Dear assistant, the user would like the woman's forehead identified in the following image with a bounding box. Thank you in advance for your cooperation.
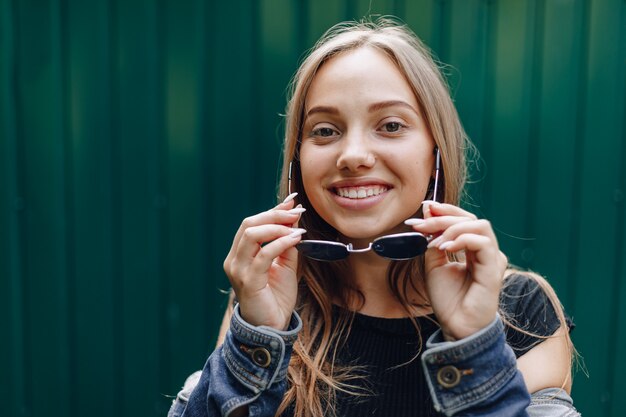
[305,47,418,114]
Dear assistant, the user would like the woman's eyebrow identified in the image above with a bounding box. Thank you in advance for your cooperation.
[368,100,419,115]
[306,106,340,117]
[305,101,419,118]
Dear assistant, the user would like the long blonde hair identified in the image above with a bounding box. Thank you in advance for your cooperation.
[261,18,574,417]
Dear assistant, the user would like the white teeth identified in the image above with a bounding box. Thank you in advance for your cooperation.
[335,185,388,199]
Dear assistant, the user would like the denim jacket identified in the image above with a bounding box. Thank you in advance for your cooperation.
[169,306,580,417]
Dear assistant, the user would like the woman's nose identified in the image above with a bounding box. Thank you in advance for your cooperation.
[335,131,376,171]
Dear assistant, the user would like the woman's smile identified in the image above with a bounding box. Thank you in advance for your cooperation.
[333,185,389,200]
[329,178,391,210]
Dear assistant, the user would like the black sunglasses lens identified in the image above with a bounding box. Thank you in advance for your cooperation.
[296,241,349,261]
[372,234,428,260]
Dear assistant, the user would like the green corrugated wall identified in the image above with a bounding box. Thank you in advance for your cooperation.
[1,0,624,416]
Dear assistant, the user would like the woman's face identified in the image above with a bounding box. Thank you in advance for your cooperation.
[299,46,435,245]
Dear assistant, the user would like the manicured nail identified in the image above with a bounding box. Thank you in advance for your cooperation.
[427,235,444,249]
[422,200,434,216]
[439,241,453,251]
[287,207,306,214]
[289,228,307,238]
[283,192,298,204]
[404,218,425,226]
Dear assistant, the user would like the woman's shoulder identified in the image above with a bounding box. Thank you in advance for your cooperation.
[499,270,570,318]
[499,270,574,357]
[499,270,558,320]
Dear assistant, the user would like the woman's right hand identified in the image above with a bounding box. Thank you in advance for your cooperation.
[223,193,305,331]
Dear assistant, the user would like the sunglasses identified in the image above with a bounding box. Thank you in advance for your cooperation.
[289,149,441,262]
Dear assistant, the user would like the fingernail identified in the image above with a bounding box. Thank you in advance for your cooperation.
[422,200,439,211]
[404,218,425,226]
[422,200,434,216]
[427,235,444,249]
[287,207,306,214]
[283,192,298,204]
[289,228,307,238]
[439,241,453,251]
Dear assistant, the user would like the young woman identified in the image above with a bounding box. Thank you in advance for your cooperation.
[169,19,579,417]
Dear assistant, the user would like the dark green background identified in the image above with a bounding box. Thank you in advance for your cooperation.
[1,0,624,416]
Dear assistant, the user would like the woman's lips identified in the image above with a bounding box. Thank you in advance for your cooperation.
[334,184,389,199]
[329,184,391,210]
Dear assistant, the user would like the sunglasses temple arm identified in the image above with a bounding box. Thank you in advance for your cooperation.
[433,149,441,203]
[288,161,293,195]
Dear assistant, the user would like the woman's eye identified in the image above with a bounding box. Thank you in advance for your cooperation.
[312,127,336,137]
[382,122,402,132]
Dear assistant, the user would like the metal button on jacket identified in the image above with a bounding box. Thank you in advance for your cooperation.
[437,365,462,388]
[250,347,272,368]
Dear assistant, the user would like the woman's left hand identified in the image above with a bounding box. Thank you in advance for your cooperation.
[406,202,508,341]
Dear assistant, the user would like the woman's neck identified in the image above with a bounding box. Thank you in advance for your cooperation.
[343,253,432,318]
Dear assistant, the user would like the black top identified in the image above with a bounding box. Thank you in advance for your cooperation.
[289,273,572,417]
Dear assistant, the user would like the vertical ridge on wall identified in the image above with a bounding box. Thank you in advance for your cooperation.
[523,0,544,271]
[393,0,405,17]
[532,0,585,309]
[514,0,536,268]
[157,0,170,400]
[109,0,123,414]
[256,0,286,204]
[115,0,162,414]
[343,0,356,20]
[158,0,173,410]
[609,2,626,410]
[435,0,451,63]
[356,0,399,21]
[478,0,499,212]
[66,0,119,415]
[446,0,490,142]
[306,0,343,57]
[163,0,215,411]
[200,0,224,357]
[566,0,590,316]
[444,0,490,210]
[404,0,438,48]
[608,4,626,415]
[53,0,72,408]
[59,0,76,415]
[572,0,624,414]
[196,0,213,347]
[476,0,497,213]
[17,0,72,412]
[259,0,300,205]
[0,0,26,415]
[487,0,533,263]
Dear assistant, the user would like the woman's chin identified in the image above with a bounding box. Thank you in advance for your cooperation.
[335,222,410,242]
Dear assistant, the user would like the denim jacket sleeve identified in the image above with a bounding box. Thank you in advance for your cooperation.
[168,304,302,417]
[420,315,581,416]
